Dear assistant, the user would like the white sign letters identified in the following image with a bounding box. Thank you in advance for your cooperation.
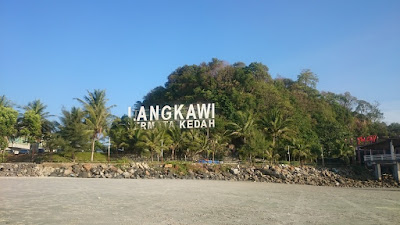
[128,103,215,130]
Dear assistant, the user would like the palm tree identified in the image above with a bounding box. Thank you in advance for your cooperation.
[182,129,209,160]
[75,89,115,161]
[21,100,54,158]
[335,141,354,164]
[168,125,184,160]
[228,111,255,145]
[138,130,158,161]
[122,116,143,154]
[247,129,270,163]
[110,115,144,155]
[227,111,259,162]
[23,99,55,135]
[209,132,229,161]
[292,139,311,166]
[24,99,51,119]
[59,107,90,160]
[109,118,128,154]
[139,123,171,161]
[260,108,294,162]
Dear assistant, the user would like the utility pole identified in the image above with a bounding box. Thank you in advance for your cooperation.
[108,137,111,163]
[321,146,325,167]
[161,139,164,162]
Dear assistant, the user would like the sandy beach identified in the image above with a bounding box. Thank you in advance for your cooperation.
[1,177,399,224]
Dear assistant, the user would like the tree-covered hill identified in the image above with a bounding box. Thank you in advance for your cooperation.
[131,58,391,162]
[1,59,399,163]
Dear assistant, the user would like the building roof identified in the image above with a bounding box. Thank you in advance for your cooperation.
[359,138,400,150]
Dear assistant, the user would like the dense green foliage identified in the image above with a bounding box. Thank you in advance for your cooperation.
[58,107,91,159]
[1,59,399,164]
[131,59,396,162]
[76,89,115,161]
[0,104,18,161]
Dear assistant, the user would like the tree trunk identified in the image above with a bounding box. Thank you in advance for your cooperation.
[263,150,266,166]
[72,151,76,163]
[272,136,276,148]
[1,137,7,162]
[31,142,38,163]
[91,139,95,162]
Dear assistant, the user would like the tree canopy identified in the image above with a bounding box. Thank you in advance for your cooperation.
[133,59,393,162]
[1,59,398,164]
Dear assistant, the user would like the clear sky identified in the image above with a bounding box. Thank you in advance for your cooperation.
[1,0,399,123]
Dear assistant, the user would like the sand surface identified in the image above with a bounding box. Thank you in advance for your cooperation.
[1,177,399,224]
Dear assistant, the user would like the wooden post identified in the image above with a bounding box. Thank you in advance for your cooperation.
[390,140,395,160]
[394,162,400,183]
[108,137,111,163]
[374,164,382,181]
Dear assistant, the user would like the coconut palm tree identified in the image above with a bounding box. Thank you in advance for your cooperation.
[260,108,294,162]
[59,107,91,160]
[209,132,229,161]
[123,116,143,154]
[167,125,184,160]
[180,129,209,160]
[291,139,311,166]
[23,99,54,134]
[138,123,171,161]
[24,99,51,118]
[20,100,54,159]
[335,141,354,164]
[227,111,259,161]
[228,111,255,145]
[109,118,128,154]
[75,89,115,161]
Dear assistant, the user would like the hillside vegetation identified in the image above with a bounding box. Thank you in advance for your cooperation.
[1,59,399,163]
[112,59,397,163]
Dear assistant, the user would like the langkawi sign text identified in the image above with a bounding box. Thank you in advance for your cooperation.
[128,103,215,130]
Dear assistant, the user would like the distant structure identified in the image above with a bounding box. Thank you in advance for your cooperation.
[7,137,31,150]
[357,138,400,183]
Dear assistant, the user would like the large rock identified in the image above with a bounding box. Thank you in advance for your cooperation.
[230,168,240,175]
[80,171,89,178]
[142,163,150,170]
[122,172,131,178]
[64,168,73,176]
[83,164,92,172]
[72,165,81,173]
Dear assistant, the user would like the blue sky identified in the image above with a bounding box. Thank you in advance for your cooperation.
[1,0,399,123]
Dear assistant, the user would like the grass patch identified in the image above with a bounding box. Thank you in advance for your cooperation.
[47,154,71,163]
[162,161,189,175]
[74,152,108,162]
[115,156,131,164]
[174,163,189,175]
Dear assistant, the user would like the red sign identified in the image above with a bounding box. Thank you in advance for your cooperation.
[357,135,377,145]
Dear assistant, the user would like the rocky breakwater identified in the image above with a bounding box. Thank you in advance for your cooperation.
[0,162,398,188]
